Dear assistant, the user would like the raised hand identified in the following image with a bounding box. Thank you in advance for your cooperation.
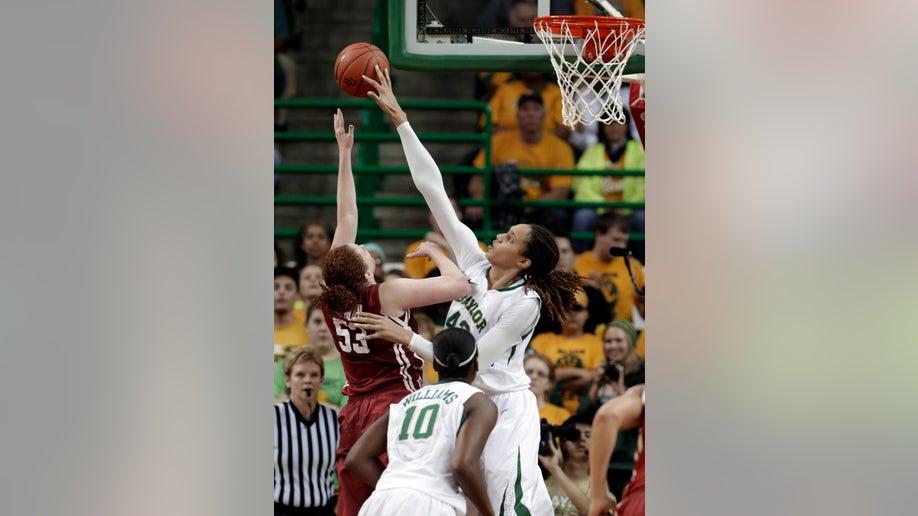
[405,240,446,261]
[363,66,408,126]
[536,434,563,475]
[333,108,354,152]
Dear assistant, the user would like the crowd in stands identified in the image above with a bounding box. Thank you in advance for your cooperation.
[274,204,646,514]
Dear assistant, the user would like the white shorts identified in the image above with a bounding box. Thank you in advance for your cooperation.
[479,389,553,516]
[358,487,461,516]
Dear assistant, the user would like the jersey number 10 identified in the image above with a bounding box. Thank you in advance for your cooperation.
[398,404,440,440]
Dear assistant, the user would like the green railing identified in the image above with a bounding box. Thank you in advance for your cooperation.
[274,98,645,245]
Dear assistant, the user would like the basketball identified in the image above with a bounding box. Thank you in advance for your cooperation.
[334,43,389,98]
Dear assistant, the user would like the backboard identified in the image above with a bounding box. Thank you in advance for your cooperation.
[388,0,645,74]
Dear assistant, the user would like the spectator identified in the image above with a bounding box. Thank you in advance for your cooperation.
[484,72,568,139]
[294,221,333,269]
[572,212,645,323]
[362,242,386,283]
[470,92,576,233]
[539,413,606,515]
[345,328,498,516]
[478,0,539,43]
[571,113,646,251]
[274,346,340,516]
[320,109,471,516]
[524,353,572,426]
[588,384,644,516]
[293,264,323,322]
[305,303,348,409]
[584,319,644,408]
[529,288,605,414]
[275,267,309,357]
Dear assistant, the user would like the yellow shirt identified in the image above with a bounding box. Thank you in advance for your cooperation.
[573,251,645,322]
[539,403,572,426]
[403,239,488,279]
[274,320,310,356]
[531,333,604,414]
[529,333,605,372]
[473,130,574,200]
[486,81,565,133]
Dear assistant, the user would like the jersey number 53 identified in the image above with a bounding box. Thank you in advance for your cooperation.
[332,317,370,354]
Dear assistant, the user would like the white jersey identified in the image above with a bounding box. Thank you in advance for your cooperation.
[398,121,553,515]
[374,381,483,513]
[445,256,541,395]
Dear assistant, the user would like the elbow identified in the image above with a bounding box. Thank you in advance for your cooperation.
[450,459,474,484]
[343,451,358,474]
[453,279,472,298]
[441,276,471,299]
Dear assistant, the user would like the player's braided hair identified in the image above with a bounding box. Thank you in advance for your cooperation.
[318,245,368,314]
[521,224,581,323]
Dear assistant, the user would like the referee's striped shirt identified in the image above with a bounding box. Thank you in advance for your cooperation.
[274,401,340,508]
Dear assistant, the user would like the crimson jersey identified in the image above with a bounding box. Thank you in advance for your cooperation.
[322,284,424,397]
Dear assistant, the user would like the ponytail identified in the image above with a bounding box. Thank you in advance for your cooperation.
[521,224,582,322]
[526,270,582,323]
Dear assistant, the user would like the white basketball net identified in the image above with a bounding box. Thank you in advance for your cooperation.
[535,17,645,128]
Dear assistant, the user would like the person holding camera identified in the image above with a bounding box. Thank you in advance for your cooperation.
[584,320,645,410]
[538,413,610,516]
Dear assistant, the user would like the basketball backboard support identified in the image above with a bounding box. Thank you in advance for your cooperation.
[388,0,645,74]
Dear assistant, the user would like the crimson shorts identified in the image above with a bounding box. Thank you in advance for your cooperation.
[335,385,410,516]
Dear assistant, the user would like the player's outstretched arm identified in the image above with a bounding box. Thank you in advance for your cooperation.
[344,411,390,488]
[451,393,498,516]
[377,241,470,316]
[351,312,434,362]
[365,67,482,267]
[588,384,644,516]
[331,108,357,249]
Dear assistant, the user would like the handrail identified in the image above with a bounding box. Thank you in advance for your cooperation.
[274,98,645,246]
[272,226,644,243]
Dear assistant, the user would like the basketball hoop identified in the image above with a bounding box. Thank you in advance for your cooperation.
[534,16,645,128]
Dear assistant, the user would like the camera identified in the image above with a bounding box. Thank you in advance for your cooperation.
[600,362,620,383]
[538,421,581,456]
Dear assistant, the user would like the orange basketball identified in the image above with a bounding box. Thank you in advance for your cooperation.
[334,42,389,98]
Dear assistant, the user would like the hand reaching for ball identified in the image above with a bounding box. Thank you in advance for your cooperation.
[363,66,408,127]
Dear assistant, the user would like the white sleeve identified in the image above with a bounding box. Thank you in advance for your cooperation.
[474,297,541,367]
[408,333,434,362]
[396,122,485,269]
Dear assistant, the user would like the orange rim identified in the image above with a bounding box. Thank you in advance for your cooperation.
[534,15,645,38]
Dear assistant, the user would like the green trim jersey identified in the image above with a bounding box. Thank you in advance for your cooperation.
[373,381,484,513]
[444,257,541,396]
[397,120,553,515]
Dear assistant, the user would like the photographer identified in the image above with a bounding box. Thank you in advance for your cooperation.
[538,413,610,516]
[584,320,645,411]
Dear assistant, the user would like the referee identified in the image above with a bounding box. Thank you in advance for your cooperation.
[274,346,340,515]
